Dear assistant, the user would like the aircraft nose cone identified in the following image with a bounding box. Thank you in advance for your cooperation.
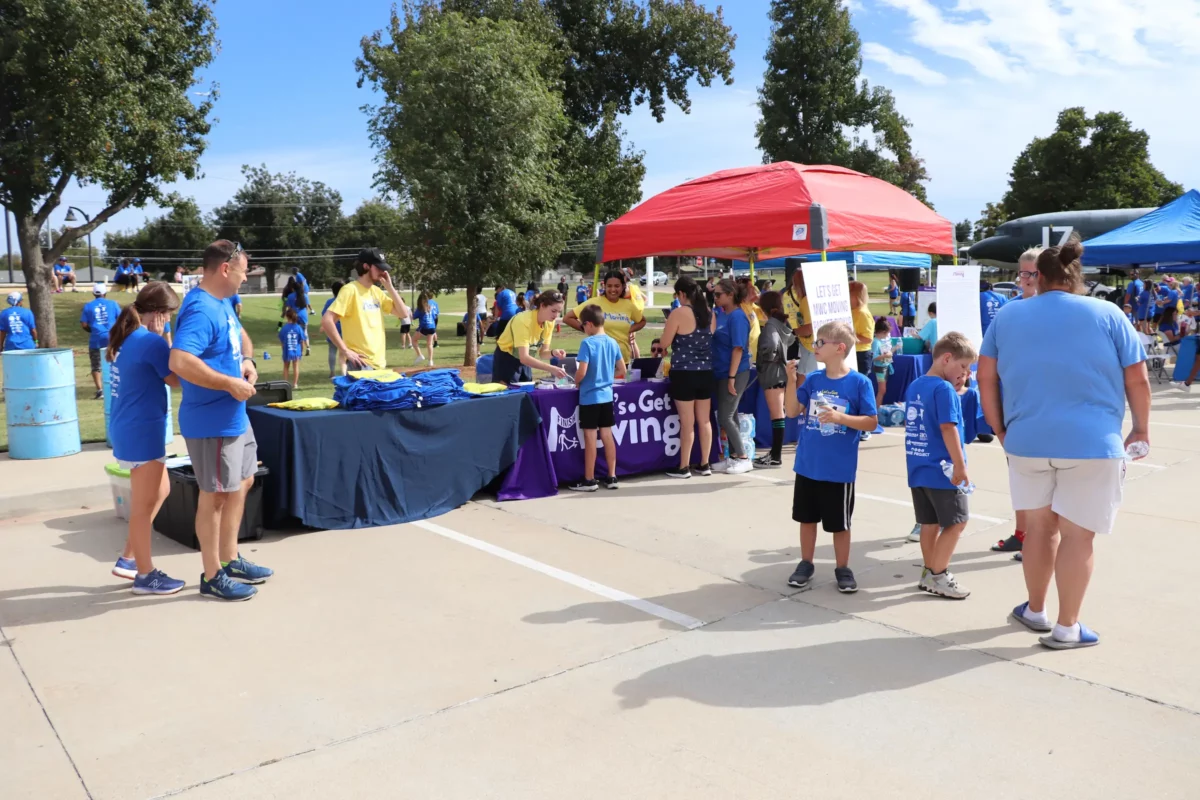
[968,236,1013,261]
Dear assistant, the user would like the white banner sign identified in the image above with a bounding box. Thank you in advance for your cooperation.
[936,263,982,352]
[801,260,857,372]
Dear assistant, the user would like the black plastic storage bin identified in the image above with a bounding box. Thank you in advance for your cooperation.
[153,465,269,550]
[246,380,293,408]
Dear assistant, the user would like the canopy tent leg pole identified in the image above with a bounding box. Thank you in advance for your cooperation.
[749,251,756,285]
[821,251,827,261]
[645,256,654,308]
[593,262,601,298]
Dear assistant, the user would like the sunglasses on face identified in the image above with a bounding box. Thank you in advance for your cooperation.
[651,347,664,355]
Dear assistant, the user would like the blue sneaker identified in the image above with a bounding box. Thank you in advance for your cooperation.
[112,557,138,580]
[199,570,257,601]
[224,555,273,585]
[131,569,186,596]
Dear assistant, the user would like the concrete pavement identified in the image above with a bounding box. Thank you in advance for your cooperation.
[2,384,1199,799]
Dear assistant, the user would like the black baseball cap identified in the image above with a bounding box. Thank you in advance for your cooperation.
[357,247,391,272]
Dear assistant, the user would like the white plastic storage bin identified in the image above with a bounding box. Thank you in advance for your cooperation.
[104,463,132,521]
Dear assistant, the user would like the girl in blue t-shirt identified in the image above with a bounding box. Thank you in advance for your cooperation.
[279,307,305,387]
[415,291,440,366]
[105,281,186,596]
[1158,305,1183,346]
[283,283,311,357]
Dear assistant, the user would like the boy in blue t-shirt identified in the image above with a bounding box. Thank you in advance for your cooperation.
[279,307,305,387]
[905,331,978,600]
[568,304,627,493]
[575,280,589,306]
[900,291,916,327]
[81,284,122,399]
[1,292,37,351]
[784,320,878,593]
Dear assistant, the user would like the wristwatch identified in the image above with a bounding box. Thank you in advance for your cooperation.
[242,357,256,370]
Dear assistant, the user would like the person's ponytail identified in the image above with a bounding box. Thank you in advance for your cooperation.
[1036,237,1085,294]
[105,305,142,364]
[106,281,181,363]
[673,276,710,328]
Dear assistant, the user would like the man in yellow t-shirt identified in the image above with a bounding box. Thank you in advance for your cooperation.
[321,248,411,371]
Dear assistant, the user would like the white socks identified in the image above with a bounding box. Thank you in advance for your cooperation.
[1052,622,1081,642]
[1023,605,1050,626]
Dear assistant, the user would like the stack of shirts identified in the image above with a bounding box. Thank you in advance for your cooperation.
[332,369,467,411]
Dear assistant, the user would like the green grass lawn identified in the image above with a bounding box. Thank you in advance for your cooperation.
[0,272,902,450]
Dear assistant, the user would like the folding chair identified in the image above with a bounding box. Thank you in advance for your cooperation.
[1139,332,1169,383]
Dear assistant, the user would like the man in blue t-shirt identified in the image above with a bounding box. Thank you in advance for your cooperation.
[900,291,916,327]
[81,283,121,399]
[1125,270,1144,309]
[784,321,878,594]
[905,332,978,600]
[978,281,1007,336]
[0,292,37,351]
[170,239,271,601]
[575,280,589,307]
[53,256,78,292]
[568,304,627,492]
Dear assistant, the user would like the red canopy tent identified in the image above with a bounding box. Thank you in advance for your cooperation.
[596,162,955,268]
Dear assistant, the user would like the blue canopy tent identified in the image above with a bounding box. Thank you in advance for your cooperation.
[733,250,931,277]
[1082,190,1200,267]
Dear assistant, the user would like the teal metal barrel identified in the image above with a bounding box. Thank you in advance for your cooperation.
[101,356,173,448]
[2,348,83,459]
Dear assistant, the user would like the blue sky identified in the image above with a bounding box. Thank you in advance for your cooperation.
[31,0,1200,249]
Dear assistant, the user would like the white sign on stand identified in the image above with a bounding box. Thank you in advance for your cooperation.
[915,287,937,330]
[935,262,982,352]
[800,260,857,372]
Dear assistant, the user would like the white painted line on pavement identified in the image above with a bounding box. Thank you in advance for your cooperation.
[971,438,1167,469]
[1150,421,1200,429]
[856,493,1009,525]
[411,520,706,630]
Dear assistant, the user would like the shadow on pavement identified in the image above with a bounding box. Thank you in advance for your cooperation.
[0,583,203,627]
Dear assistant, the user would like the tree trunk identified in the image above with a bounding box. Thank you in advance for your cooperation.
[17,216,57,347]
[463,283,478,367]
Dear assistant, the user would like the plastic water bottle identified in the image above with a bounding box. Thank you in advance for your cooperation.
[1124,441,1150,460]
[940,460,975,494]
[816,397,838,437]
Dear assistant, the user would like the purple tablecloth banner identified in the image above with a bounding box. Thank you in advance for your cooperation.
[499,381,721,500]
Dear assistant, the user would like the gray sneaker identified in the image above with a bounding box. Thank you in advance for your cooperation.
[907,524,922,543]
[834,566,858,593]
[787,560,815,590]
[926,571,970,599]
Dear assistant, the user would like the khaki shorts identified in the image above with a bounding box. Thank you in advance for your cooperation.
[1007,455,1126,535]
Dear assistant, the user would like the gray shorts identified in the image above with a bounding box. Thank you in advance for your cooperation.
[89,348,102,374]
[911,486,969,527]
[184,429,258,494]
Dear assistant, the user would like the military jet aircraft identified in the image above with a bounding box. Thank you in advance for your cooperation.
[968,208,1155,266]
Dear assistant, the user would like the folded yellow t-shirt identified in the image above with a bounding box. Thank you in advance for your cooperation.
[347,369,403,383]
[461,382,510,395]
[268,397,340,411]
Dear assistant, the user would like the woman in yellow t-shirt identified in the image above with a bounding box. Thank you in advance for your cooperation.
[849,280,875,375]
[493,290,567,384]
[736,276,764,358]
[781,269,816,384]
[565,270,646,362]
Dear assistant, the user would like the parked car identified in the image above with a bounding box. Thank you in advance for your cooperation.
[638,271,669,286]
[992,281,1019,299]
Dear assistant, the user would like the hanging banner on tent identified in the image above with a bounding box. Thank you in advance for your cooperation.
[936,263,982,351]
[801,260,857,372]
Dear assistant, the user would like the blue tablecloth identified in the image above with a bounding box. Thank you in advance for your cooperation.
[879,353,931,404]
[1172,335,1198,381]
[247,393,540,530]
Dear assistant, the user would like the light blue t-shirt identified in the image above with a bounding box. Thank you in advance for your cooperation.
[577,333,621,405]
[173,288,248,439]
[81,297,121,349]
[279,322,304,361]
[793,370,877,484]
[918,318,938,351]
[981,292,1145,459]
[712,306,750,376]
[904,375,964,490]
[1184,284,1195,303]
[870,337,894,374]
[109,328,171,462]
[979,290,1007,335]
[575,285,589,304]
[497,289,519,321]
[0,307,36,350]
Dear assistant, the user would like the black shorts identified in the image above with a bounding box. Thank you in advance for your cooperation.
[792,474,855,533]
[114,273,132,286]
[418,326,437,336]
[669,369,713,402]
[492,347,531,384]
[579,401,615,430]
[911,486,969,528]
[400,323,411,333]
[902,315,915,328]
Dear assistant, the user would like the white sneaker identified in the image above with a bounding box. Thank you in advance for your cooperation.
[711,460,730,473]
[926,571,970,599]
[415,354,426,363]
[726,458,753,475]
[907,524,922,542]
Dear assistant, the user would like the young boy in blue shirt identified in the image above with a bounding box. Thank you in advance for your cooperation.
[905,331,978,599]
[568,304,627,493]
[784,321,878,593]
[279,306,305,387]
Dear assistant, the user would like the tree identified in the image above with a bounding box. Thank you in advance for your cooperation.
[358,9,583,366]
[0,0,216,345]
[337,200,424,288]
[1001,107,1183,219]
[103,195,215,276]
[211,166,345,291]
[954,220,973,245]
[974,202,1007,241]
[755,0,929,202]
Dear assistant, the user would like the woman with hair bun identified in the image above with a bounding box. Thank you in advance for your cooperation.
[106,281,186,595]
[978,239,1150,650]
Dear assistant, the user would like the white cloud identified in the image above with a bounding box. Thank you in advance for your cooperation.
[861,42,948,85]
